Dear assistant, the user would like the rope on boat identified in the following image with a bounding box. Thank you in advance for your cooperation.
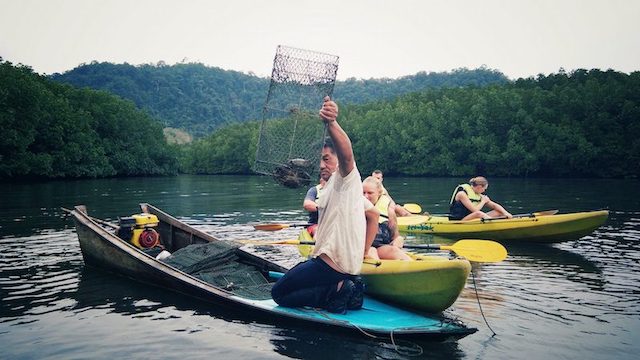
[310,308,423,356]
[350,325,423,357]
[389,330,423,357]
[471,268,497,336]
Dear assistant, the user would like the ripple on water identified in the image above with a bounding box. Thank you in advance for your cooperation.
[2,202,640,359]
[0,229,84,325]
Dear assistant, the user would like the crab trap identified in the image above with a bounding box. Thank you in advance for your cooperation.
[253,45,339,188]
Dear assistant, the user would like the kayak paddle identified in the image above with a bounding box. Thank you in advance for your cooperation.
[402,203,423,214]
[243,239,507,263]
[253,223,312,231]
[482,209,559,222]
[526,209,558,216]
[401,239,507,263]
[255,213,428,231]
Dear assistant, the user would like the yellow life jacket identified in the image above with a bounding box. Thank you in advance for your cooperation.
[374,194,392,224]
[449,183,481,204]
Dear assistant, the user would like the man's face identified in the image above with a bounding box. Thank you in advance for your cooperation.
[319,147,338,181]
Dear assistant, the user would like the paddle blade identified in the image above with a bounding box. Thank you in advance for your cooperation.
[397,215,431,226]
[253,223,291,231]
[533,210,559,216]
[442,239,507,263]
[403,203,423,214]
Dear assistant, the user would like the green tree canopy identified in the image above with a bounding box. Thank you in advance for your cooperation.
[52,62,508,137]
[0,58,178,179]
[181,69,640,179]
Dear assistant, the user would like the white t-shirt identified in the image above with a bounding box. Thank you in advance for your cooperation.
[312,165,373,275]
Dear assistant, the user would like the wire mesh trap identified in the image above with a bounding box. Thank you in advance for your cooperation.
[253,45,339,188]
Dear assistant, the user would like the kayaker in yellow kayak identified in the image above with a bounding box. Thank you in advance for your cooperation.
[371,170,390,197]
[363,176,412,261]
[271,97,380,314]
[449,176,513,221]
[371,169,412,217]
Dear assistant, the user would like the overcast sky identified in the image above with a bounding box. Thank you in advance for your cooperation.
[1,0,639,80]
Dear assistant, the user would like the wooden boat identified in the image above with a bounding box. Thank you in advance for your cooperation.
[68,203,476,340]
[297,230,471,313]
[397,210,609,243]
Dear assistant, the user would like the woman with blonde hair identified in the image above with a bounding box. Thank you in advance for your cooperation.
[449,176,512,221]
[362,176,411,260]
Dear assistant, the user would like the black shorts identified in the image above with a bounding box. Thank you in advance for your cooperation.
[449,201,470,220]
[372,223,393,248]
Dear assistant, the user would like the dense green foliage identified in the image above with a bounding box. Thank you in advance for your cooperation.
[51,62,508,137]
[4,56,638,179]
[0,59,179,179]
[336,66,509,104]
[182,69,640,178]
[345,69,640,178]
[179,121,259,174]
[51,62,268,137]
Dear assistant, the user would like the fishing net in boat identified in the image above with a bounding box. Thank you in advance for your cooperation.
[162,241,274,300]
[253,45,339,188]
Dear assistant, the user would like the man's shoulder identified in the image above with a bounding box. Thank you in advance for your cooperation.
[342,164,361,182]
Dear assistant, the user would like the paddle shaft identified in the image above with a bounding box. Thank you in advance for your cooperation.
[253,223,312,231]
[295,239,507,262]
[402,243,452,250]
[297,241,449,250]
[482,209,559,221]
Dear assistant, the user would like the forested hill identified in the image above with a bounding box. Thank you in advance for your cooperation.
[3,56,638,180]
[51,62,508,136]
[50,62,268,137]
[181,69,640,179]
[0,59,179,180]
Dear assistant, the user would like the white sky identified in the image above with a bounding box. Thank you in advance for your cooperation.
[1,0,639,80]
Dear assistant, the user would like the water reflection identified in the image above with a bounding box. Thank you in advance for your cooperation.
[0,229,83,323]
[506,244,604,287]
[407,231,605,289]
[2,176,640,359]
[269,326,465,360]
[73,268,465,359]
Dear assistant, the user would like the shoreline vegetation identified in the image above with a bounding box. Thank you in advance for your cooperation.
[1,59,638,180]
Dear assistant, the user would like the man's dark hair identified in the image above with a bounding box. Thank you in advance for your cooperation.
[322,137,335,153]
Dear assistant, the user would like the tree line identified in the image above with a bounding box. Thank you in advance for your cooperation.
[180,69,640,178]
[51,62,508,137]
[0,58,179,179]
[2,57,638,180]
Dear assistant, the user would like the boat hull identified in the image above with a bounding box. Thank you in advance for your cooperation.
[397,210,609,243]
[69,204,476,340]
[298,230,471,312]
[361,254,471,313]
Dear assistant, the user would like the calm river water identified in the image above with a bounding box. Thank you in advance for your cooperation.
[1,175,639,359]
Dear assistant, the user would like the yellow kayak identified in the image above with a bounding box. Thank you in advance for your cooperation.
[397,210,609,243]
[297,230,471,313]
